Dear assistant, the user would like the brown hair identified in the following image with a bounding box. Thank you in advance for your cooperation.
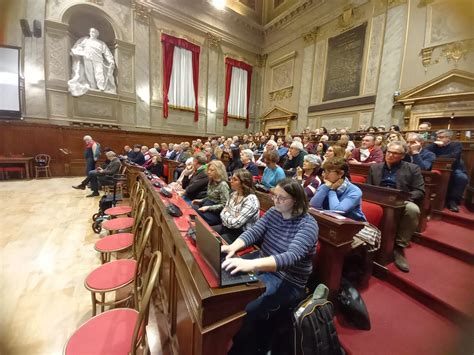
[322,157,347,174]
[263,150,280,164]
[330,145,345,159]
[233,169,255,197]
[276,178,309,217]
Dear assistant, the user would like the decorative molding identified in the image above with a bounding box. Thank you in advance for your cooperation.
[387,0,407,9]
[420,39,474,69]
[302,26,319,44]
[256,54,268,67]
[133,2,151,24]
[338,8,354,29]
[264,0,323,34]
[269,50,297,68]
[207,32,221,48]
[417,0,435,6]
[87,0,104,5]
[269,87,293,102]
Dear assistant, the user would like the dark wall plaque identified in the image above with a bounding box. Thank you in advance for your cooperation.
[323,23,367,102]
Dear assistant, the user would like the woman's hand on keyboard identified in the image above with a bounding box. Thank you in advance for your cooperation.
[222,258,256,275]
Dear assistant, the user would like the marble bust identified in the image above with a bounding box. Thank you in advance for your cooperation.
[68,28,117,96]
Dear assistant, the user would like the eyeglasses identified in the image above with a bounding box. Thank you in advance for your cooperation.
[271,194,292,203]
[386,151,404,156]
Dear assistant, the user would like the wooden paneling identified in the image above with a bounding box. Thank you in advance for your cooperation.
[0,121,206,176]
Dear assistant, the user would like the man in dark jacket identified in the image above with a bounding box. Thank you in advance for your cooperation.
[182,153,209,201]
[405,133,436,171]
[73,151,122,197]
[128,144,145,165]
[367,141,425,273]
[283,141,307,170]
[425,129,468,212]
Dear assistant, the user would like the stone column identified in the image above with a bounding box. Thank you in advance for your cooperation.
[206,33,220,135]
[297,28,318,133]
[373,1,408,128]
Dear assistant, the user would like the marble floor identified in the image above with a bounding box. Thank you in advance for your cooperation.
[0,178,169,355]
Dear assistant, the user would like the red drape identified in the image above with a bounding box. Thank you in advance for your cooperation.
[161,34,200,120]
[223,57,252,128]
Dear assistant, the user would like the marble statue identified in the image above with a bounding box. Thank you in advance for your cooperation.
[68,28,117,96]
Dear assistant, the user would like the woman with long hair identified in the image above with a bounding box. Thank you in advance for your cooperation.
[192,160,230,225]
[227,146,243,176]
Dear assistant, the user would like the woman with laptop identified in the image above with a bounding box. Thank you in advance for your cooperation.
[222,179,318,355]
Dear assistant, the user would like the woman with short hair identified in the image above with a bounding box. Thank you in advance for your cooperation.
[261,150,286,189]
[223,178,318,355]
[192,160,231,225]
[295,154,322,199]
[241,149,259,177]
[214,169,260,243]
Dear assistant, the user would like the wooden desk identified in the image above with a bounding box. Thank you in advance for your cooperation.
[0,156,34,179]
[355,183,409,266]
[163,159,180,183]
[432,158,454,211]
[255,191,363,299]
[140,174,264,355]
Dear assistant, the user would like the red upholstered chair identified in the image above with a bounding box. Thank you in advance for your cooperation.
[64,251,162,355]
[85,216,153,316]
[95,199,147,264]
[361,200,383,227]
[163,163,169,182]
[101,193,145,234]
[351,174,367,184]
[105,180,144,219]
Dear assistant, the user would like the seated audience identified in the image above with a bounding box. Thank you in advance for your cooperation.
[160,143,168,157]
[241,149,259,177]
[294,154,322,199]
[147,154,164,177]
[389,125,401,132]
[349,134,384,164]
[405,133,436,171]
[204,146,217,162]
[315,141,328,157]
[418,121,436,141]
[387,131,406,144]
[192,160,230,225]
[375,134,387,153]
[165,143,174,158]
[323,145,346,162]
[123,145,133,159]
[303,135,315,154]
[277,138,289,159]
[338,134,356,152]
[222,179,318,355]
[128,144,145,165]
[367,141,425,272]
[367,126,377,133]
[425,129,468,212]
[169,157,193,193]
[72,151,121,197]
[310,158,366,222]
[181,153,209,201]
[262,150,286,190]
[227,146,243,175]
[214,169,260,243]
[283,141,307,170]
[143,148,159,169]
[247,136,257,151]
[256,140,278,167]
[377,125,386,132]
[141,145,151,164]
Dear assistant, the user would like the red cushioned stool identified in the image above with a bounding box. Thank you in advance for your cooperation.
[104,181,144,217]
[65,251,162,355]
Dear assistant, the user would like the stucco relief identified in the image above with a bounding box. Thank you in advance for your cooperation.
[46,33,67,81]
[118,52,134,93]
[271,60,294,91]
[48,92,68,117]
[75,98,114,119]
[359,111,373,130]
[364,14,385,95]
[321,116,353,130]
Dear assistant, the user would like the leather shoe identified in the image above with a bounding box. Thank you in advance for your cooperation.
[86,192,100,197]
[72,185,85,190]
[447,201,459,213]
[393,247,410,273]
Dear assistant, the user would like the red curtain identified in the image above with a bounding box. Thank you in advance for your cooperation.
[223,57,253,128]
[161,34,200,120]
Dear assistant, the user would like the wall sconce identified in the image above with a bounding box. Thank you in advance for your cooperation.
[19,19,42,38]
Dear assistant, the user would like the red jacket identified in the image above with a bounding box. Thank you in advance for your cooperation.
[350,146,383,163]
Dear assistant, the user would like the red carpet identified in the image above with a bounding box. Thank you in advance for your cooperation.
[387,243,474,320]
[335,278,462,355]
[419,220,474,258]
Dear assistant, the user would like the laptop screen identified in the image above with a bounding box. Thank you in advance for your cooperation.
[195,217,221,279]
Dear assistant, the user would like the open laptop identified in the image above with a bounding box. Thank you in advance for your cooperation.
[195,217,258,287]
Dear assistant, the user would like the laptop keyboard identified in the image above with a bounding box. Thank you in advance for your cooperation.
[220,254,256,283]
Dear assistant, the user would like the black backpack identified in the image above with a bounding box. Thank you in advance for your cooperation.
[293,292,345,355]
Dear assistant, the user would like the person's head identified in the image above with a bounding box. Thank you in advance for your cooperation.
[174,144,182,152]
[89,28,99,39]
[361,135,376,149]
[387,131,403,143]
[230,146,241,160]
[263,150,280,166]
[168,143,174,151]
[303,154,322,173]
[390,125,400,132]
[320,127,328,134]
[367,126,377,133]
[161,142,168,150]
[83,135,93,144]
[105,151,117,160]
[339,134,349,145]
[124,145,131,152]
[377,125,386,132]
[204,147,213,160]
[207,160,227,182]
[324,145,345,160]
[232,135,239,143]
[148,148,158,157]
[375,135,384,146]
[141,145,149,154]
[153,143,160,150]
[385,141,407,166]
[193,152,207,170]
[293,136,302,143]
[320,135,329,143]
[133,144,142,152]
[321,158,347,183]
[418,122,432,131]
[277,137,284,147]
[435,129,453,145]
[240,149,254,164]
[273,179,309,217]
[265,140,278,151]
[406,133,425,147]
[243,134,248,141]
[289,141,304,157]
[231,169,255,196]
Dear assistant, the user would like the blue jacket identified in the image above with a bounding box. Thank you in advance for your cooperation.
[425,141,465,171]
[310,178,367,222]
[404,149,436,171]
[262,165,286,189]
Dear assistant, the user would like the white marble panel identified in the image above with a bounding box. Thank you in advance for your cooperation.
[321,116,353,131]
[310,40,327,105]
[206,47,219,134]
[117,50,135,94]
[373,4,408,128]
[73,96,115,121]
[48,91,68,118]
[150,20,162,103]
[297,43,315,132]
[359,111,373,130]
[135,20,150,128]
[46,31,68,82]
[363,13,385,95]
[120,103,136,126]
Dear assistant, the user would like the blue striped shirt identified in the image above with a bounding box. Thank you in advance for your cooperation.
[239,207,318,289]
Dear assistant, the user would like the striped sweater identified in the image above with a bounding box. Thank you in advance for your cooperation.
[239,208,318,289]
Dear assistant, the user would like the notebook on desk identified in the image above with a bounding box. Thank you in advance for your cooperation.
[195,217,258,287]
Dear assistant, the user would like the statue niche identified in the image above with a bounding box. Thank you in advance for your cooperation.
[68,27,117,97]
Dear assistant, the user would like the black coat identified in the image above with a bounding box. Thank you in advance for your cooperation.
[183,168,209,200]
